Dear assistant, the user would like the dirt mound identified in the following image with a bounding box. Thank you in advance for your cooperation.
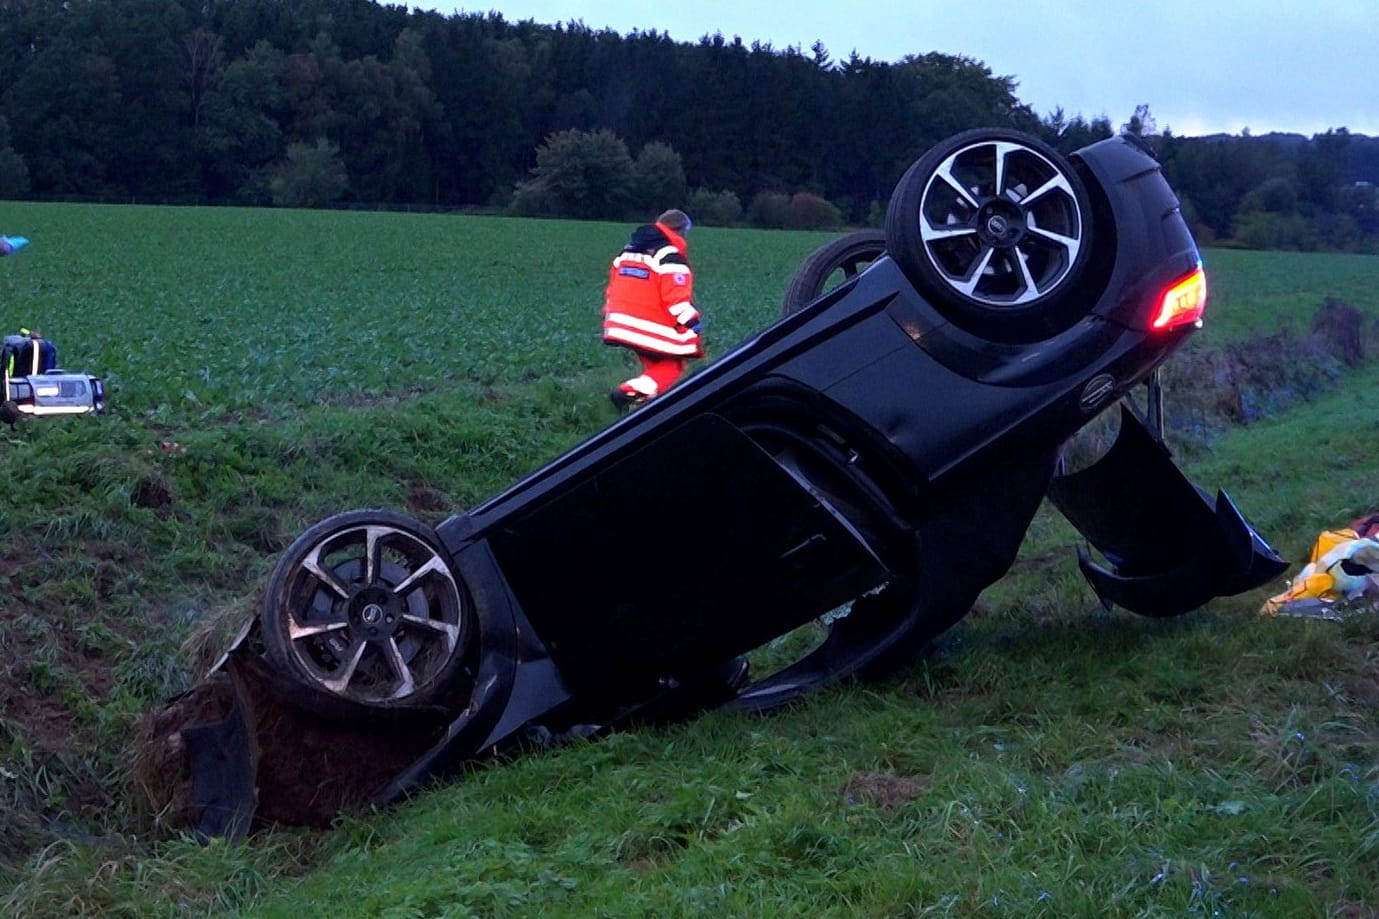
[134,653,448,835]
[133,675,239,833]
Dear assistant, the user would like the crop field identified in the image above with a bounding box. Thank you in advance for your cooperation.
[0,202,831,418]
[2,202,1379,917]
[6,202,1372,418]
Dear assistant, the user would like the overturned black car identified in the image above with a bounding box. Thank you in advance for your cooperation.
[152,129,1286,838]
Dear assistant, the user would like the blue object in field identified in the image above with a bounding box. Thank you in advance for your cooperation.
[1,235,30,255]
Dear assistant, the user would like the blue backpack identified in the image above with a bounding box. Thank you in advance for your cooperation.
[3,333,58,377]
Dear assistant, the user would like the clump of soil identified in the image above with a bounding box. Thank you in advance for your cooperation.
[131,474,174,510]
[843,771,931,809]
[133,651,449,834]
[234,657,446,828]
[133,675,239,832]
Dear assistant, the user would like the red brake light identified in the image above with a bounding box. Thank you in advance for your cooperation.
[1151,266,1207,331]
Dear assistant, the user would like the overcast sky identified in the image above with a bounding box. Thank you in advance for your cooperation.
[422,0,1377,138]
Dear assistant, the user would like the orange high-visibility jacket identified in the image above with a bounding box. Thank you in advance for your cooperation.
[602,221,702,357]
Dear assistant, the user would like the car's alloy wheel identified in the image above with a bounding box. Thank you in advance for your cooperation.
[780,229,888,317]
[886,129,1094,339]
[260,509,474,714]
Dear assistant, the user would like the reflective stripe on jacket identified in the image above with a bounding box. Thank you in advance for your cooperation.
[602,221,701,357]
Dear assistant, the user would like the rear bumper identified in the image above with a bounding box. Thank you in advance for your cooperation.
[1047,406,1287,616]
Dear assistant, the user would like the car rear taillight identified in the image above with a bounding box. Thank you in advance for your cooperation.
[1150,266,1207,331]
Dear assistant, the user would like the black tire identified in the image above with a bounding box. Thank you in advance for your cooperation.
[259,509,476,719]
[780,229,888,318]
[885,128,1094,341]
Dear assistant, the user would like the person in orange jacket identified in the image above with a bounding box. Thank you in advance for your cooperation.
[602,209,704,410]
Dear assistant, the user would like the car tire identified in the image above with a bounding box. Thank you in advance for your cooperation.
[259,509,476,720]
[780,229,888,318]
[885,128,1095,341]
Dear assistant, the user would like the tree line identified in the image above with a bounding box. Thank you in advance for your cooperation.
[0,0,1375,250]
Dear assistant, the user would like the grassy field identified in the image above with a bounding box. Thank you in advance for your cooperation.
[1,203,1378,917]
[0,202,822,416]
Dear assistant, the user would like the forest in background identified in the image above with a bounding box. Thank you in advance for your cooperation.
[1,0,1376,250]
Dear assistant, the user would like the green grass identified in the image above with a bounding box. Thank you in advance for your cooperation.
[2,203,1378,917]
[1201,248,1379,340]
[0,202,825,418]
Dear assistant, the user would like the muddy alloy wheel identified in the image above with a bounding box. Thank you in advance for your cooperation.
[885,128,1094,339]
[780,229,888,318]
[260,509,473,715]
